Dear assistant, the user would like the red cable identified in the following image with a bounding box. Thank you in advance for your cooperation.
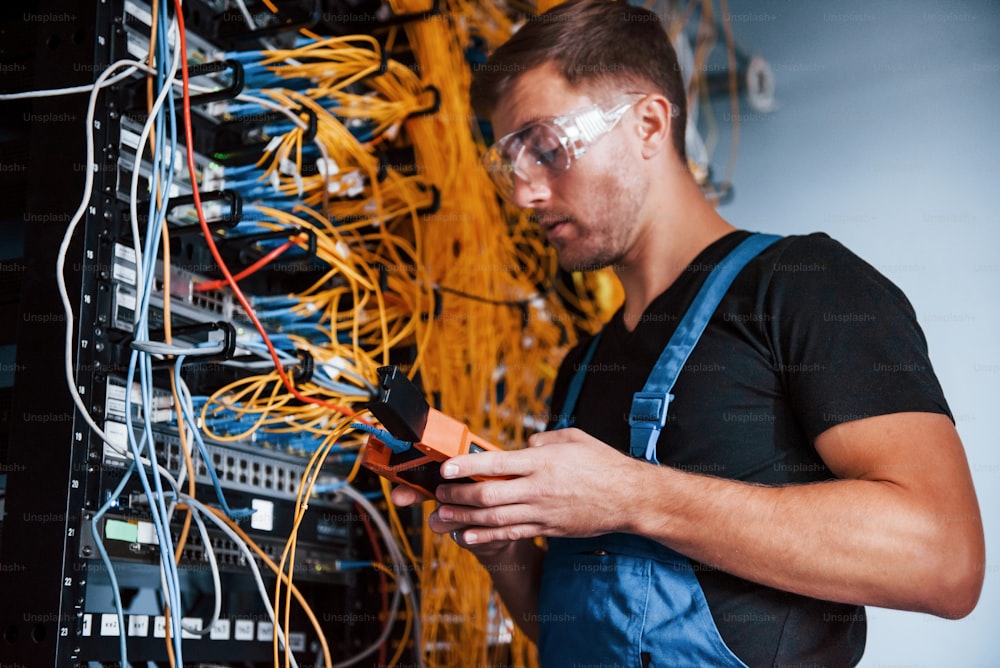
[194,235,302,292]
[173,0,356,417]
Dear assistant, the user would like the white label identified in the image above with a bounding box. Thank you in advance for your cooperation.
[106,383,127,401]
[181,617,202,639]
[288,631,306,651]
[106,399,127,418]
[136,520,158,545]
[81,614,93,637]
[124,0,152,28]
[128,615,149,637]
[115,288,137,312]
[119,126,142,151]
[103,421,129,457]
[234,619,254,641]
[153,615,167,638]
[114,243,137,263]
[113,263,137,286]
[257,621,273,642]
[100,613,120,636]
[209,618,231,640]
[250,499,274,532]
[126,33,148,60]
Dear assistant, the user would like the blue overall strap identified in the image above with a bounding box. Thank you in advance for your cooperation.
[629,233,782,462]
[552,333,602,430]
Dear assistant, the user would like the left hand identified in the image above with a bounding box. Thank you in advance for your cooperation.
[432,428,644,546]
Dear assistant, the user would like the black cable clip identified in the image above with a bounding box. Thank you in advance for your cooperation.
[297,105,319,143]
[409,85,441,119]
[142,320,239,366]
[228,0,322,42]
[187,60,245,106]
[416,183,441,216]
[163,189,243,231]
[293,349,315,384]
[221,226,318,265]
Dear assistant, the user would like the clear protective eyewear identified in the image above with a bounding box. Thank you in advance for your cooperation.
[483,93,644,203]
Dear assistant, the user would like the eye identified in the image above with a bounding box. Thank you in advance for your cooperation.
[523,126,564,170]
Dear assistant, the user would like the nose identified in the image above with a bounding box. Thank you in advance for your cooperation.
[511,175,551,209]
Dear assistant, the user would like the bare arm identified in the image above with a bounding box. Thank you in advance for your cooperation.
[434,412,985,618]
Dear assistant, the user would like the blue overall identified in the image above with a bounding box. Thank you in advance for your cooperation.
[537,233,781,667]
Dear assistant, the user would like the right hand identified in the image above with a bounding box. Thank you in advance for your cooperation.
[389,482,516,561]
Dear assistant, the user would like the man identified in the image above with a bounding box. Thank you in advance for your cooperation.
[392,0,984,665]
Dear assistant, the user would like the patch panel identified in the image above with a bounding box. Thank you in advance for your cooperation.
[111,245,238,333]
[2,0,423,664]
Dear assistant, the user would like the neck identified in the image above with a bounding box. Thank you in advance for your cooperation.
[615,170,736,331]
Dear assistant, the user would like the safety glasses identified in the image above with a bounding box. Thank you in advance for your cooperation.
[482,94,644,202]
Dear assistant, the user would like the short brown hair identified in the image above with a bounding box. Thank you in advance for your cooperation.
[470,0,687,162]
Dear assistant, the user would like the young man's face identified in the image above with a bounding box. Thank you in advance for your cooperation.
[489,62,649,273]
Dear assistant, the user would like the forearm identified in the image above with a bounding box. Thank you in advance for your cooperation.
[471,538,546,642]
[434,416,984,620]
[627,464,982,617]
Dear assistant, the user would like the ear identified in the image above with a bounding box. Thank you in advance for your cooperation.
[633,95,674,160]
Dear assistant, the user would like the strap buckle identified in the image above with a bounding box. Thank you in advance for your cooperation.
[628,391,673,462]
[628,391,673,429]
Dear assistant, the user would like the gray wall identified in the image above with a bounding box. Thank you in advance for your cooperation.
[707,1,999,664]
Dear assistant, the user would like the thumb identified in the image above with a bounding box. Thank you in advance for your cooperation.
[390,483,428,507]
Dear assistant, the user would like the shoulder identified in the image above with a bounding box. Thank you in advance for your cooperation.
[749,232,914,315]
[756,232,882,277]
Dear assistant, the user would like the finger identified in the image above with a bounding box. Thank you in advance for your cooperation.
[435,500,539,532]
[454,523,545,546]
[436,475,536,508]
[440,448,538,480]
[390,483,427,507]
[428,506,470,534]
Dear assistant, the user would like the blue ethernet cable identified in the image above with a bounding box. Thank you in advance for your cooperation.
[349,422,413,454]
[90,459,140,668]
[173,355,255,521]
[116,13,186,657]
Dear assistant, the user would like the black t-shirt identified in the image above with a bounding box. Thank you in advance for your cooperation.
[548,230,952,667]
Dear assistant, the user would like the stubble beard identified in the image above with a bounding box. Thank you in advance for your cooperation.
[555,173,643,274]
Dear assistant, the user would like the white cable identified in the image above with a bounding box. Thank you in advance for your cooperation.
[179,79,309,131]
[180,494,300,668]
[230,0,299,62]
[333,483,423,668]
[128,17,182,315]
[236,90,310,130]
[0,66,144,99]
[231,0,256,26]
[131,340,228,357]
[166,503,223,636]
[56,57,152,451]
